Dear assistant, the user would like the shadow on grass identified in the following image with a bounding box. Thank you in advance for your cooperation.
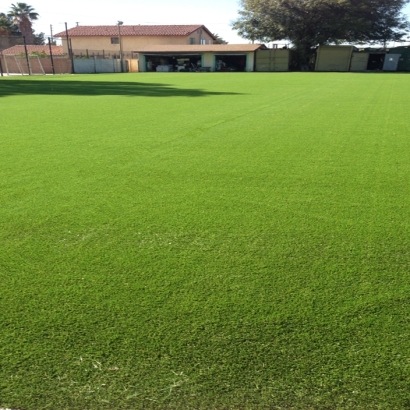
[0,78,244,98]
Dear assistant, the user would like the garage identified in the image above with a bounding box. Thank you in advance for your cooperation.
[214,54,247,71]
[144,54,203,72]
[367,53,385,70]
[133,44,266,72]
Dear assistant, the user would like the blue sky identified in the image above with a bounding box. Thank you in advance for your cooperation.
[2,0,410,46]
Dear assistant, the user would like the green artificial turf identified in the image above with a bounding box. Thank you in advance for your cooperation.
[1,72,410,409]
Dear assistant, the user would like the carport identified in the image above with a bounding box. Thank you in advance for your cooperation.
[144,53,202,72]
[133,44,267,72]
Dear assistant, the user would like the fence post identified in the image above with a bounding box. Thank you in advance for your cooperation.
[69,39,75,74]
[0,55,3,76]
[65,22,75,74]
[118,23,124,73]
[3,55,10,75]
[23,36,31,75]
[48,37,55,75]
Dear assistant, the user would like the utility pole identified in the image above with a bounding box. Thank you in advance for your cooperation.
[23,36,31,75]
[118,21,124,73]
[48,37,55,74]
[50,24,53,44]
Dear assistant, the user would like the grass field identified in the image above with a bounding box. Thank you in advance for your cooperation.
[1,72,410,409]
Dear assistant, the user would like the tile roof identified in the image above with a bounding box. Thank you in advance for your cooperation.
[54,25,215,39]
[1,45,65,55]
[132,44,267,53]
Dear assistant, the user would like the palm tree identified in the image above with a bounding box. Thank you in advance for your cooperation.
[8,3,39,44]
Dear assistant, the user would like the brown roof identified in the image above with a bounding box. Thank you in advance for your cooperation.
[54,25,216,39]
[133,44,267,53]
[1,45,65,55]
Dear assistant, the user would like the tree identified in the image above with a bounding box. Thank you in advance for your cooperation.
[8,2,39,44]
[213,33,228,44]
[33,30,44,44]
[232,0,410,64]
[0,12,16,35]
[352,0,410,47]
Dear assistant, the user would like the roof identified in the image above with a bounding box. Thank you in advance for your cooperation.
[132,44,267,53]
[1,45,65,55]
[54,25,216,39]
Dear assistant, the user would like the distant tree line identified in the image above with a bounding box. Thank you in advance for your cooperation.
[0,2,44,44]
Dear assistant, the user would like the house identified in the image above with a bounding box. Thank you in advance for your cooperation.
[54,25,217,56]
[53,25,271,73]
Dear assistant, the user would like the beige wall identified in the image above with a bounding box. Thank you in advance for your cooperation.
[202,52,214,68]
[62,28,215,53]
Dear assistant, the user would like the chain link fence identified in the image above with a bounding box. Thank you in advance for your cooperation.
[1,53,72,75]
[0,34,139,75]
[0,34,72,75]
[71,49,138,60]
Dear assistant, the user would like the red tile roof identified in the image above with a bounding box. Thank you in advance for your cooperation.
[54,25,216,39]
[1,45,65,55]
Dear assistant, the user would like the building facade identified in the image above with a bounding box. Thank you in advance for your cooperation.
[55,25,216,55]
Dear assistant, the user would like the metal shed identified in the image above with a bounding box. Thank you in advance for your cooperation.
[350,52,369,71]
[388,46,410,71]
[255,49,294,71]
[315,45,354,71]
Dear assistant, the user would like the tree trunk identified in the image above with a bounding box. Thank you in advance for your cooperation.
[19,17,34,44]
[293,42,316,71]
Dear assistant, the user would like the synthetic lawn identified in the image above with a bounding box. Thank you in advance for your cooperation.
[1,72,410,409]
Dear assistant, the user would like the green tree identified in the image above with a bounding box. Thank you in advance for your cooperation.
[33,30,44,45]
[0,12,15,34]
[8,2,39,44]
[232,0,409,65]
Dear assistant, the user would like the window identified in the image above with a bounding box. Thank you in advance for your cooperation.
[111,37,119,44]
[200,39,206,45]
[189,37,195,45]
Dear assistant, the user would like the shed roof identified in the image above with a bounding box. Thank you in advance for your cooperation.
[133,44,266,53]
[1,45,64,55]
[54,25,216,39]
